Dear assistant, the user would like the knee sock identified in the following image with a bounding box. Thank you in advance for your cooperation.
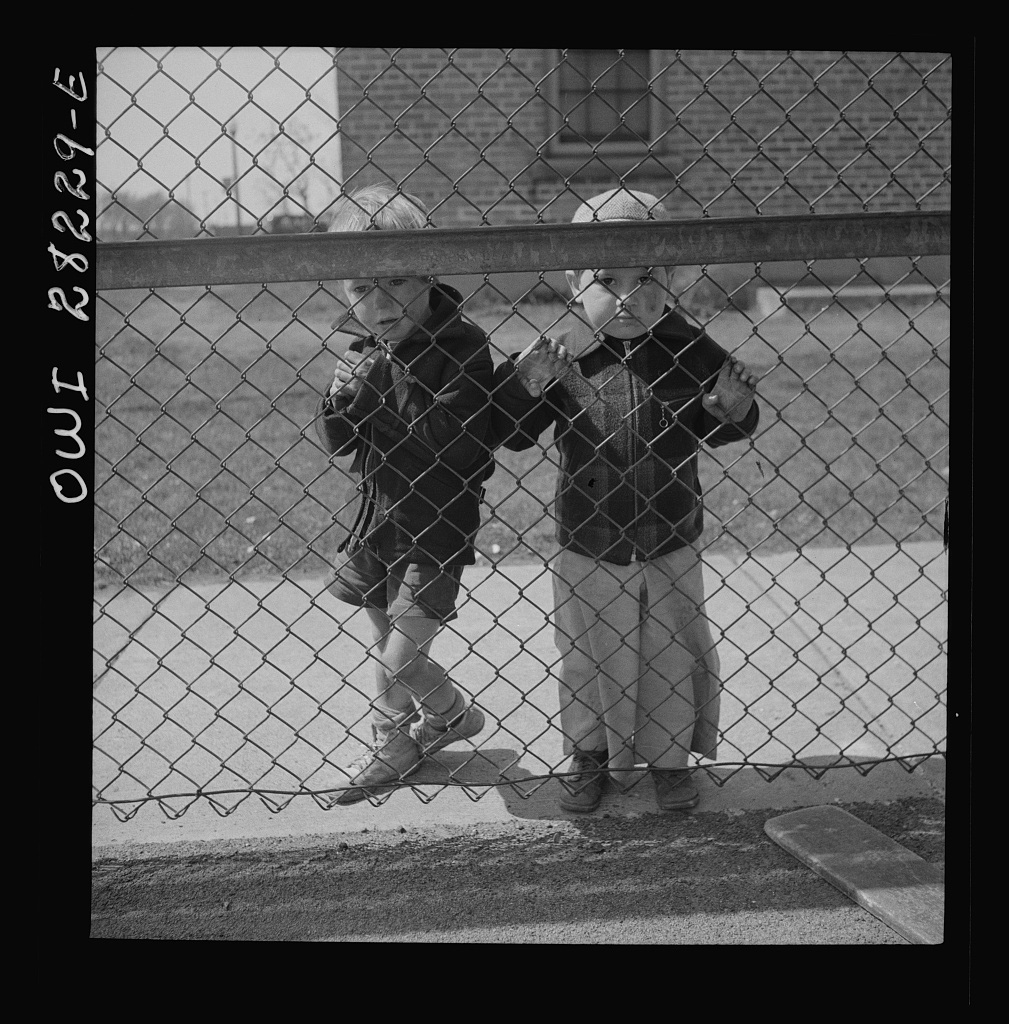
[422,689,466,729]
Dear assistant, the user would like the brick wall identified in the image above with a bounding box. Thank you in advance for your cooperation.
[334,49,951,227]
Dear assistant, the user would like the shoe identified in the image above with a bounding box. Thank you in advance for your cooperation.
[329,718,423,806]
[558,749,609,813]
[653,768,700,811]
[411,703,485,756]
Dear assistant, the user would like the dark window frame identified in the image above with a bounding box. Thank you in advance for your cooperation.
[547,49,660,154]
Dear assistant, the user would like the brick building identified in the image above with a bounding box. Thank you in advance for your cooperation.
[331,49,952,227]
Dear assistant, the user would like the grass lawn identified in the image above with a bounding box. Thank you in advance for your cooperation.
[95,283,949,588]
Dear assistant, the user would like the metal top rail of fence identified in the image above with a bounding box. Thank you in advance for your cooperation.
[97,211,950,288]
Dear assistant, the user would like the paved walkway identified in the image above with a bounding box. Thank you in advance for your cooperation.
[93,541,947,847]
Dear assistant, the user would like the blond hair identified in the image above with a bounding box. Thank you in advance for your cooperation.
[328,184,429,232]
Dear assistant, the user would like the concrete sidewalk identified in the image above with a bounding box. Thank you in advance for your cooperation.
[93,541,947,848]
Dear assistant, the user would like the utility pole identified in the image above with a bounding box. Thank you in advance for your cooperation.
[332,51,343,188]
[229,122,241,232]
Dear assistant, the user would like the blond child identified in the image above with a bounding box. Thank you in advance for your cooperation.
[316,184,493,804]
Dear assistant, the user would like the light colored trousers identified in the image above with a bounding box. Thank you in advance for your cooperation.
[552,546,722,778]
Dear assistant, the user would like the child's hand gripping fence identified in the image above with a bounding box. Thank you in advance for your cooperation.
[92,49,951,819]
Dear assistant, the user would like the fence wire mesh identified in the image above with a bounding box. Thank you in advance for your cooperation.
[92,48,950,819]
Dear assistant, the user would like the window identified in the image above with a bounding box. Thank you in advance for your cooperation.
[556,50,654,146]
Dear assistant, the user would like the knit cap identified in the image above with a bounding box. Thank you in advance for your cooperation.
[571,188,669,223]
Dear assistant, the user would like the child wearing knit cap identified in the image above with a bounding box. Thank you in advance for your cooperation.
[491,187,760,813]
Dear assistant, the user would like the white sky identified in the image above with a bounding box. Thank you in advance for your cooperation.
[97,46,344,227]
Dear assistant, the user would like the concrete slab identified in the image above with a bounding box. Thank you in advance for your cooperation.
[93,541,947,847]
[765,804,944,944]
[708,542,947,764]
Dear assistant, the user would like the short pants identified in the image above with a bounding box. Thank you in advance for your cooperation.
[328,544,464,623]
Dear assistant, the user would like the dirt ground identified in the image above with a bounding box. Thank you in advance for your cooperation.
[91,796,945,943]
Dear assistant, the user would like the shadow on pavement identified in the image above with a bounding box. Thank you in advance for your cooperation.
[398,747,585,818]
[399,748,537,788]
[402,748,638,819]
[381,752,947,824]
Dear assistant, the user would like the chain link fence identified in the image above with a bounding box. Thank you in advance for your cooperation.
[93,48,950,819]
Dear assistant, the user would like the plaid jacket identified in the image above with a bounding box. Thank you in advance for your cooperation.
[316,284,494,566]
[491,307,759,564]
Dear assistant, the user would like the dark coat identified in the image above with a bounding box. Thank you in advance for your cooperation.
[491,307,759,564]
[316,284,494,566]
